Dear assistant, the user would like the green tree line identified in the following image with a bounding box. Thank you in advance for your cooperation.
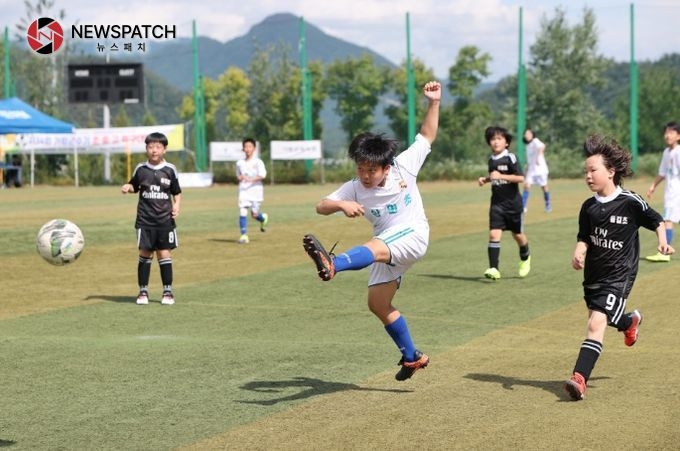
[2,4,679,185]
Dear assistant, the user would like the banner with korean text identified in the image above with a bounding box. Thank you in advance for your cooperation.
[5,124,184,153]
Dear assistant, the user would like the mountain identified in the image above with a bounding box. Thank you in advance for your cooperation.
[143,13,397,92]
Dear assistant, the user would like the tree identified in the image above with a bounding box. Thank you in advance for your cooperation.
[324,54,388,143]
[384,58,436,147]
[448,46,491,99]
[178,67,249,142]
[141,110,157,126]
[217,67,250,140]
[614,55,680,154]
[441,46,494,162]
[247,43,307,153]
[525,7,610,152]
[113,105,130,127]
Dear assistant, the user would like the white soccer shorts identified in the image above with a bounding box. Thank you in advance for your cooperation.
[368,222,429,286]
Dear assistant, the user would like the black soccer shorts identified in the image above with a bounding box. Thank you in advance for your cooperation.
[137,227,178,251]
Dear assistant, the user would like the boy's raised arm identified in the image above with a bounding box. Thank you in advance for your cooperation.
[419,81,441,144]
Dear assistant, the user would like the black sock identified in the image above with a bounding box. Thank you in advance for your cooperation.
[138,256,152,290]
[519,243,530,261]
[159,257,173,289]
[573,339,602,381]
[488,241,500,268]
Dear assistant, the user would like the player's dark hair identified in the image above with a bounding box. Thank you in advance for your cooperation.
[664,121,680,135]
[583,134,633,186]
[523,127,535,144]
[242,137,256,147]
[145,132,168,147]
[348,132,399,168]
[485,126,513,146]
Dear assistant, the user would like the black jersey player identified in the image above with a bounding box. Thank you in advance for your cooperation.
[478,126,531,280]
[121,132,182,305]
[564,135,674,401]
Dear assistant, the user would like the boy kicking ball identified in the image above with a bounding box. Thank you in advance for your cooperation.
[303,81,441,381]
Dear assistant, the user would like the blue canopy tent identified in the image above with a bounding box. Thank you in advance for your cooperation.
[0,97,74,134]
[0,97,75,186]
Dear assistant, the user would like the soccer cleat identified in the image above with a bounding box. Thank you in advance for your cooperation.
[645,252,670,262]
[623,310,642,346]
[545,205,552,213]
[395,350,430,381]
[136,291,149,305]
[238,234,250,244]
[302,234,336,281]
[161,291,175,305]
[518,256,531,278]
[260,213,269,232]
[564,372,587,401]
[484,267,501,280]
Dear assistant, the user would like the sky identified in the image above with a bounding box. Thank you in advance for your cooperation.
[2,0,679,82]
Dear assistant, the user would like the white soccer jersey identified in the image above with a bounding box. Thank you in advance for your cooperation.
[236,157,267,203]
[326,134,430,236]
[658,145,680,222]
[525,137,548,178]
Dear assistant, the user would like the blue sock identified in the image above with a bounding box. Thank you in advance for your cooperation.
[544,191,551,207]
[333,245,374,272]
[384,316,417,361]
[255,213,265,222]
[522,190,529,208]
[666,228,673,246]
[239,216,247,234]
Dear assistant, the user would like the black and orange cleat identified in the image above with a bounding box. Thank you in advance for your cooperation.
[395,350,430,381]
[302,234,336,281]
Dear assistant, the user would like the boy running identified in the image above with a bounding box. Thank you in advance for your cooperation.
[478,126,531,280]
[565,135,673,400]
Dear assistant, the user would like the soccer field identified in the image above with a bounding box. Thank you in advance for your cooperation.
[2,179,679,450]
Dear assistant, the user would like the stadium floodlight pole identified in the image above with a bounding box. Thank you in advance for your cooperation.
[4,27,10,99]
[299,17,313,180]
[406,13,416,144]
[629,3,638,172]
[516,7,527,167]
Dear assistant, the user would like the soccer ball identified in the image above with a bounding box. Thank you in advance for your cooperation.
[36,219,85,266]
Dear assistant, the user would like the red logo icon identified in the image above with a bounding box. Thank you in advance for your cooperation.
[26,17,64,54]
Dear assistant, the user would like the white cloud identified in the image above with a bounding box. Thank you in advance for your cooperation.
[1,0,678,81]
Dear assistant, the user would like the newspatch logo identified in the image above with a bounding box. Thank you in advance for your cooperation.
[26,17,64,54]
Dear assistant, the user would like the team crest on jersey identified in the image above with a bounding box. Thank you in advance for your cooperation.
[371,209,381,217]
[610,215,628,224]
[160,177,170,186]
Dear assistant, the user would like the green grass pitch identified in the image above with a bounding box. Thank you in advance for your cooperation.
[1,179,679,449]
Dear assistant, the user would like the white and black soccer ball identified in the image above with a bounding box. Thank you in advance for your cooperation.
[36,219,85,266]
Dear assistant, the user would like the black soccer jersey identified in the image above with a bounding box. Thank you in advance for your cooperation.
[487,150,523,208]
[128,161,182,228]
[577,188,663,291]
